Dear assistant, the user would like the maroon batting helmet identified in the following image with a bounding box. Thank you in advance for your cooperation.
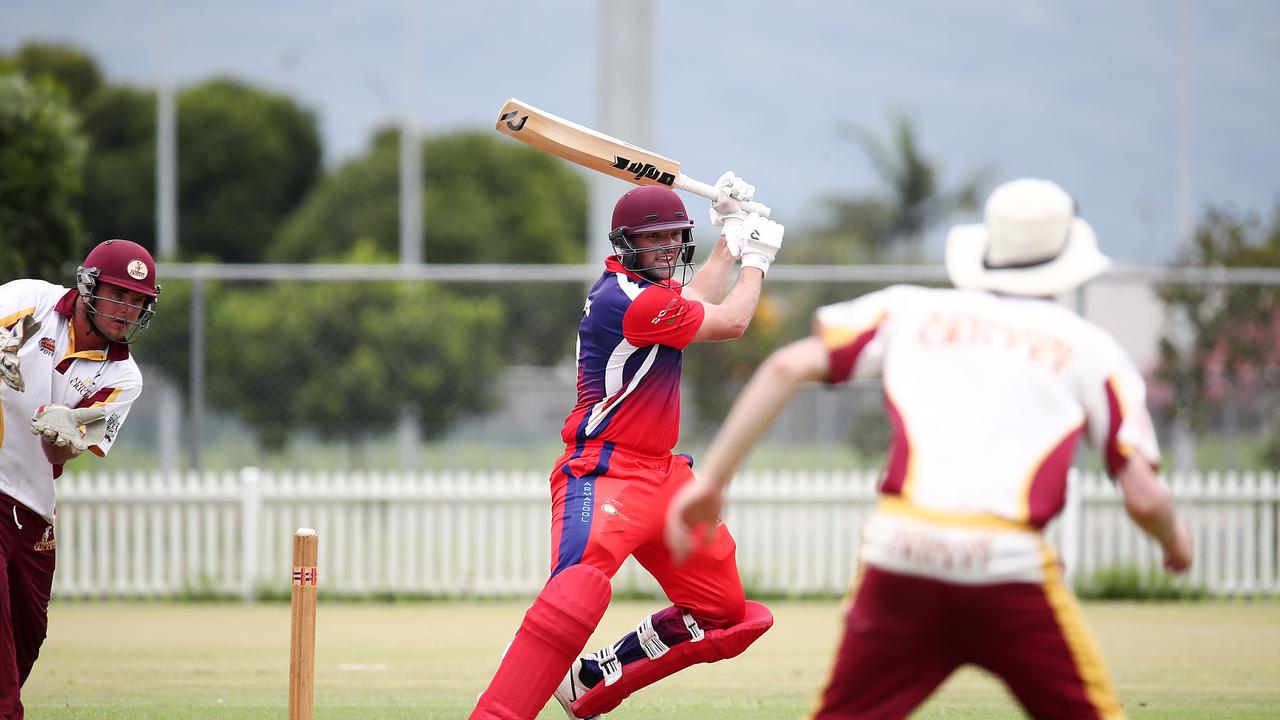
[76,239,161,343]
[607,186,696,282]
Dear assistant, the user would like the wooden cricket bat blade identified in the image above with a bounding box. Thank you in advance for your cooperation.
[494,98,770,217]
[495,98,683,188]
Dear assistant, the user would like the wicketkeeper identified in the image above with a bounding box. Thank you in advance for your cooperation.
[0,239,159,717]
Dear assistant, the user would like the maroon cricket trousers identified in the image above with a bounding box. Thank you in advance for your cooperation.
[811,565,1124,720]
[0,494,56,720]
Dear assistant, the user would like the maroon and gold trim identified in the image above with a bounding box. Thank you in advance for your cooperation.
[879,390,914,498]
[876,495,1037,533]
[76,387,121,410]
[55,288,130,363]
[54,288,77,317]
[1020,423,1085,527]
[804,558,868,720]
[0,307,36,331]
[820,313,884,385]
[1102,377,1132,476]
[1038,546,1125,719]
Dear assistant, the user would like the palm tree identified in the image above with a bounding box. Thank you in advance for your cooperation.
[825,111,987,261]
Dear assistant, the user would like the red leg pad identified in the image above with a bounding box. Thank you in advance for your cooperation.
[571,600,774,717]
[470,565,612,720]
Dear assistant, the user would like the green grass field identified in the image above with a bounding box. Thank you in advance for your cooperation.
[25,599,1280,719]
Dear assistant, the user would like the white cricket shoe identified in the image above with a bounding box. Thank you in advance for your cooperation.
[553,658,602,719]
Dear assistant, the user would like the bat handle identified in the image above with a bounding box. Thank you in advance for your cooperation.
[673,174,772,218]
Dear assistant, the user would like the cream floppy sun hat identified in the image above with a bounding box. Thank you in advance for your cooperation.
[945,178,1112,296]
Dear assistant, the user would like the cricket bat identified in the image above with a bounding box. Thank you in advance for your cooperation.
[495,98,770,216]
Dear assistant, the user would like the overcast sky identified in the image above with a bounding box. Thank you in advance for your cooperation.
[5,0,1278,263]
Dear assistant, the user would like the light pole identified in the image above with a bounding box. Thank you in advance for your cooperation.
[590,0,654,263]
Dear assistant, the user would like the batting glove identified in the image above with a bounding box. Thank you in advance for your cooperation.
[30,404,109,455]
[739,214,785,276]
[709,171,758,258]
[0,316,40,393]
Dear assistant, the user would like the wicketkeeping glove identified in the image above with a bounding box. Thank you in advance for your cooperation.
[30,404,109,455]
[0,315,41,392]
[739,213,785,276]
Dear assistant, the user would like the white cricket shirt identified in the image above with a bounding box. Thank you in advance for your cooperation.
[0,279,143,522]
[816,285,1160,584]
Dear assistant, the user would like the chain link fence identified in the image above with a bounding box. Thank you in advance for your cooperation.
[103,264,1280,474]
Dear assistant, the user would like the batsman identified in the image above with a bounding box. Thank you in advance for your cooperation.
[470,174,784,719]
[0,239,160,718]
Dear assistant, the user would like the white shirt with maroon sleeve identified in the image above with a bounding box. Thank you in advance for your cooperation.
[0,279,143,523]
[815,285,1159,584]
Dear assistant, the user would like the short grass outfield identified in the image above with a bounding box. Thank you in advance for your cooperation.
[25,599,1280,719]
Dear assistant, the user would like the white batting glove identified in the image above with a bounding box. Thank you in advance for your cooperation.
[739,213,785,276]
[709,171,756,224]
[30,404,109,455]
[0,316,40,392]
[717,171,755,204]
[709,171,758,258]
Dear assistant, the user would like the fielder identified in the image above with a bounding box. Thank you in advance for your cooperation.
[0,239,159,718]
[668,179,1194,720]
[470,175,783,720]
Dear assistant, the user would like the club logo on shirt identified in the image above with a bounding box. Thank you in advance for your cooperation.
[651,297,683,326]
[599,497,629,521]
[39,337,55,356]
[34,525,55,552]
[69,375,95,398]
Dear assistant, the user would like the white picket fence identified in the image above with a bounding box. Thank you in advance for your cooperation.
[50,468,1280,600]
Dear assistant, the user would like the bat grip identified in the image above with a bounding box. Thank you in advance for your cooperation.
[674,174,772,218]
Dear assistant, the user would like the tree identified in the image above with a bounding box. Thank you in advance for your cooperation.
[0,42,156,256]
[0,73,87,279]
[274,128,589,365]
[78,85,157,251]
[1,42,103,109]
[270,128,400,263]
[0,42,157,259]
[1155,202,1280,464]
[135,243,507,453]
[272,128,586,264]
[803,112,986,263]
[177,78,321,262]
[8,47,322,263]
[697,114,985,454]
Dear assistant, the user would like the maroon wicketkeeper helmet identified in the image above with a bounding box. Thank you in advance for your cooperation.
[75,239,161,343]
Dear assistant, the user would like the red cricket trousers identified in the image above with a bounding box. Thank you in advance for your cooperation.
[547,441,746,628]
